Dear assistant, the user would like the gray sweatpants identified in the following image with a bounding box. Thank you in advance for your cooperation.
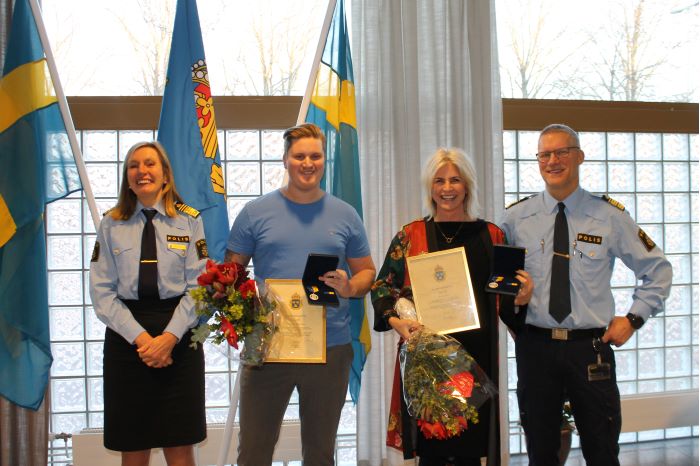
[236,343,353,466]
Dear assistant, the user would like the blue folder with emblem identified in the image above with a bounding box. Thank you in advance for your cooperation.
[486,245,526,295]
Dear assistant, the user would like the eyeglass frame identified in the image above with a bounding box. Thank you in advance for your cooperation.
[535,146,580,163]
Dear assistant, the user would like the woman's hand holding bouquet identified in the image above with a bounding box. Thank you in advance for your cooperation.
[395,298,497,440]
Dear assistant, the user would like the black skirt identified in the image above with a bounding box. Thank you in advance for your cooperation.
[103,296,206,451]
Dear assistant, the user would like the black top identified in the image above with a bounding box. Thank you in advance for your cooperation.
[417,219,495,460]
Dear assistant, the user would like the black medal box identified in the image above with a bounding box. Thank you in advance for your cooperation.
[302,253,340,306]
[485,245,526,296]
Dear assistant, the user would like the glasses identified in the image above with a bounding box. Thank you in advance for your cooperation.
[535,146,579,163]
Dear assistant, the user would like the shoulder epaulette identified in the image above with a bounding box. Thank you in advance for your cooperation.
[506,194,536,209]
[176,202,200,218]
[601,195,625,211]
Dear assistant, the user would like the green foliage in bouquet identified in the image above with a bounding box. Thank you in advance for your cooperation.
[402,329,495,440]
[189,260,276,365]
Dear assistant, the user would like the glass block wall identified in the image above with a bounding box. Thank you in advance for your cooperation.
[46,128,698,462]
[503,131,699,453]
[46,129,357,465]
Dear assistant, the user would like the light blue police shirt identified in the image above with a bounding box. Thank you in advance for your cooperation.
[500,187,672,329]
[89,200,208,343]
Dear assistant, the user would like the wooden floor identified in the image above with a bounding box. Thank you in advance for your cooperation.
[508,436,699,465]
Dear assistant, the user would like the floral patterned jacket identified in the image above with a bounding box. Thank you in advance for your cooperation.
[370,217,512,460]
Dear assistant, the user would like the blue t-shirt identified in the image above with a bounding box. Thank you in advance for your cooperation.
[227,190,371,346]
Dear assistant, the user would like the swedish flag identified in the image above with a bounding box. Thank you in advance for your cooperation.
[0,0,81,409]
[304,0,369,404]
[158,0,228,261]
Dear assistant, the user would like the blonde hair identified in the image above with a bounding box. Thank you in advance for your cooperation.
[110,141,183,220]
[282,123,326,159]
[422,147,480,219]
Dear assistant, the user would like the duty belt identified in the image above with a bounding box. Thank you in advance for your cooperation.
[526,324,605,341]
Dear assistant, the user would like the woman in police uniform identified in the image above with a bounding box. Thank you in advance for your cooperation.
[90,141,207,466]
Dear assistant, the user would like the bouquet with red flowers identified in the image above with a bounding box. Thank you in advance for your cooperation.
[189,260,276,366]
[396,298,497,440]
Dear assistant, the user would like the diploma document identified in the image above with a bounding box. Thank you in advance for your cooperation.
[264,279,326,363]
[406,247,480,334]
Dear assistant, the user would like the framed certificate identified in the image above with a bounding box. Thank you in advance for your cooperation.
[406,247,480,334]
[264,279,326,363]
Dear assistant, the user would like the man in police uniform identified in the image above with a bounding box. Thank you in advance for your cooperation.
[500,124,672,466]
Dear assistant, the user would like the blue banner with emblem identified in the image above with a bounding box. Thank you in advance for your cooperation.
[304,0,369,404]
[0,0,81,409]
[157,0,228,261]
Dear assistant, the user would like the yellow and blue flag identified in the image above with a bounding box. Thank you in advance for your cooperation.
[304,0,369,403]
[0,0,81,409]
[158,0,228,261]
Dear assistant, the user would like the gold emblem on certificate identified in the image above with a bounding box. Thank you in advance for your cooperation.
[434,264,446,281]
[406,247,480,334]
[265,279,326,363]
[290,292,301,309]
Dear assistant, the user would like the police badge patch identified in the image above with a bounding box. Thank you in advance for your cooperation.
[638,228,656,252]
[196,239,209,259]
[91,241,100,262]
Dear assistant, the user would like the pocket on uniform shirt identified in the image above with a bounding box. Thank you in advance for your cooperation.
[112,244,135,270]
[163,244,187,282]
[573,242,608,283]
[166,242,188,257]
[523,239,545,281]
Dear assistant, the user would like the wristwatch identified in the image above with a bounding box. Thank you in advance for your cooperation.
[625,312,645,330]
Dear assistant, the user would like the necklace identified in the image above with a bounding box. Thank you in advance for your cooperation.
[435,221,465,244]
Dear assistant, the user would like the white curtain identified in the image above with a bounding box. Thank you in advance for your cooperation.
[351,1,504,465]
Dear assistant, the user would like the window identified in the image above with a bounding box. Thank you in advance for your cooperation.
[43,0,327,96]
[503,129,698,452]
[40,1,698,463]
[496,0,699,102]
[497,0,699,453]
[47,127,359,465]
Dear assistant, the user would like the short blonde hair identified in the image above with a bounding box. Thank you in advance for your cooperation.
[282,123,326,159]
[110,141,183,220]
[422,147,480,219]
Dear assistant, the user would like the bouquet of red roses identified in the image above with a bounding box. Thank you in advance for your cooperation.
[396,298,497,440]
[189,260,276,366]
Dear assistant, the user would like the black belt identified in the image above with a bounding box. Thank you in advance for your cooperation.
[525,324,605,341]
[121,295,183,314]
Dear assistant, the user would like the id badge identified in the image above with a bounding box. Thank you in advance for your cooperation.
[587,362,611,381]
[587,348,611,381]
